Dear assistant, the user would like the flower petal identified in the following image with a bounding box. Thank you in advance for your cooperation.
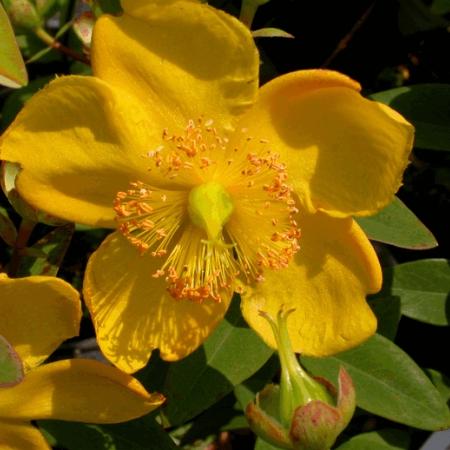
[0,359,164,422]
[92,0,259,129]
[237,69,414,217]
[0,274,81,371]
[0,421,50,450]
[241,212,380,357]
[83,232,231,373]
[0,76,166,227]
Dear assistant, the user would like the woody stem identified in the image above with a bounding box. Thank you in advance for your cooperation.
[8,218,36,277]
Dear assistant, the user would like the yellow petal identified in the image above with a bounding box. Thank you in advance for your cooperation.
[92,0,259,129]
[237,69,414,217]
[0,274,81,371]
[0,421,50,450]
[0,359,164,423]
[83,232,231,373]
[0,76,166,227]
[241,212,380,357]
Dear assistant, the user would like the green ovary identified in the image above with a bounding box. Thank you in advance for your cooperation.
[188,182,234,241]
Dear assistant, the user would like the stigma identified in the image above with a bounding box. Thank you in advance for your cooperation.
[114,118,300,303]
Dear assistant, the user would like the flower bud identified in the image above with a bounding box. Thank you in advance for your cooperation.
[3,0,41,31]
[245,308,356,450]
[73,11,94,48]
[1,161,68,226]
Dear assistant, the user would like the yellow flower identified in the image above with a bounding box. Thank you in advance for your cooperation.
[0,0,413,373]
[0,274,164,450]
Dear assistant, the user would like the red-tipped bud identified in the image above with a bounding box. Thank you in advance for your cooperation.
[245,307,356,450]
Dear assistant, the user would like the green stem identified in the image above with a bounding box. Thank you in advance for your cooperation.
[260,308,334,427]
[8,218,36,277]
[34,27,90,65]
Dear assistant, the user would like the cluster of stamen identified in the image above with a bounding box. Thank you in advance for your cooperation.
[114,118,301,303]
[147,118,229,184]
[225,146,300,283]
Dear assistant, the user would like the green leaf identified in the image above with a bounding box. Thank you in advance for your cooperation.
[0,2,28,88]
[252,28,294,38]
[162,296,273,426]
[178,394,247,446]
[375,259,450,326]
[0,76,51,129]
[425,368,450,405]
[336,429,411,450]
[356,197,437,249]
[369,296,401,341]
[370,84,450,152]
[17,224,74,277]
[431,0,450,15]
[398,0,448,35]
[0,206,17,246]
[38,416,177,450]
[0,334,24,387]
[234,354,279,410]
[93,0,122,17]
[27,19,73,63]
[255,438,282,450]
[302,334,450,430]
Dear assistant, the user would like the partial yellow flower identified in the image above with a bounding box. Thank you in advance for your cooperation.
[0,0,413,373]
[0,274,164,450]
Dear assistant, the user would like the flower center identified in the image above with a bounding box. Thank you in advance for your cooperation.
[114,118,300,303]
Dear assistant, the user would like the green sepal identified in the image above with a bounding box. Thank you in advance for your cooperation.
[1,161,68,226]
[0,334,24,387]
[246,385,292,449]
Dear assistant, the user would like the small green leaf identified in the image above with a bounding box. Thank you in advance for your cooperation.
[370,84,450,152]
[356,197,437,249]
[38,416,177,450]
[162,296,273,426]
[302,334,450,430]
[0,2,28,88]
[425,368,450,405]
[17,224,74,277]
[336,429,411,450]
[27,20,73,63]
[0,206,17,246]
[369,296,401,341]
[240,0,271,27]
[375,259,450,326]
[252,28,294,38]
[0,334,24,387]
